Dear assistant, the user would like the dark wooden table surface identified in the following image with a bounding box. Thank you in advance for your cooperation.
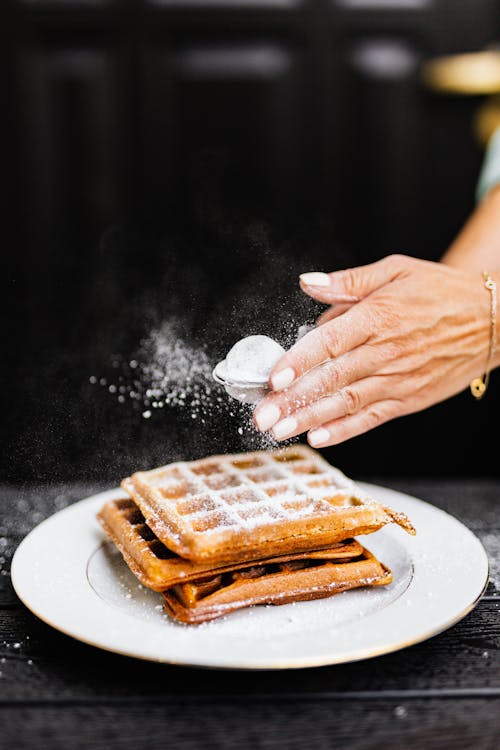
[1,479,499,750]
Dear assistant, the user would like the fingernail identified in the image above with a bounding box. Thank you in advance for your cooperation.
[300,272,330,287]
[255,403,281,432]
[300,273,359,302]
[272,417,298,440]
[271,367,295,391]
[308,427,330,447]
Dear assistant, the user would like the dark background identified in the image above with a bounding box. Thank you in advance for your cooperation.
[2,0,500,483]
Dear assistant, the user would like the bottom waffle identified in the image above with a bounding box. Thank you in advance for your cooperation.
[97,498,393,625]
[163,548,392,624]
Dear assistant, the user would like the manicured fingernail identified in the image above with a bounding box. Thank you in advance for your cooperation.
[308,427,330,447]
[271,367,295,391]
[300,272,330,287]
[300,272,359,302]
[255,403,281,432]
[273,417,298,440]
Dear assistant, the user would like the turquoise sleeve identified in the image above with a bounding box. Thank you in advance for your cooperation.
[476,126,500,203]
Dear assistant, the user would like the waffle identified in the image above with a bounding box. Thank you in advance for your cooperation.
[121,445,415,565]
[97,497,366,591]
[162,547,393,624]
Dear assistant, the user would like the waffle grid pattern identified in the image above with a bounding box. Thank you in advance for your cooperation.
[174,556,352,605]
[129,446,367,538]
[114,498,176,559]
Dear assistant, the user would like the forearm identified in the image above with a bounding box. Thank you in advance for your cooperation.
[441,185,500,271]
[441,189,500,372]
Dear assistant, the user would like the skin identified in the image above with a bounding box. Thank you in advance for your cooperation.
[254,186,500,447]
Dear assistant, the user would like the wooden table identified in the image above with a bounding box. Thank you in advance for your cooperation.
[1,479,499,749]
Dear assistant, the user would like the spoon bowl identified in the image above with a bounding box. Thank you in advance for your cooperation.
[212,361,270,404]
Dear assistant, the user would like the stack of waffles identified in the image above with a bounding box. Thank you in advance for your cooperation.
[97,445,415,623]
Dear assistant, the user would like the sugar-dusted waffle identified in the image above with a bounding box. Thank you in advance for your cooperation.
[121,445,414,565]
[162,547,393,624]
[97,497,366,591]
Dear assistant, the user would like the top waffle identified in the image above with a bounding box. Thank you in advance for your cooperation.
[122,444,415,565]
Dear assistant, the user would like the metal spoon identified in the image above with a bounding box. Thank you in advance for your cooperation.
[212,324,315,405]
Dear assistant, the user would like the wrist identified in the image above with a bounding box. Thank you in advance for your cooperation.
[471,271,499,398]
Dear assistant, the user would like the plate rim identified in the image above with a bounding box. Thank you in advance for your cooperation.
[10,482,490,670]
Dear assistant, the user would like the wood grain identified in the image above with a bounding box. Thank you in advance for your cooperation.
[1,699,499,750]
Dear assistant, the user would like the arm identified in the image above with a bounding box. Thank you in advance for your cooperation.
[254,156,500,445]
[443,127,500,270]
[442,185,500,271]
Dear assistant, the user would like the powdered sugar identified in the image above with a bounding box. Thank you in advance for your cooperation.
[129,446,378,541]
[212,334,286,404]
[89,319,289,449]
[90,320,216,419]
[224,335,285,384]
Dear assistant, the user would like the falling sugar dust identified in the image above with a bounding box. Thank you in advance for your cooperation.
[88,223,326,456]
[2,215,355,484]
[89,320,284,449]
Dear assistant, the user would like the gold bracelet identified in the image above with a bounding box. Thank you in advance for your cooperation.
[470,271,497,400]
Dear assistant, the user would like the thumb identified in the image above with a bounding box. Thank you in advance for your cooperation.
[299,253,409,304]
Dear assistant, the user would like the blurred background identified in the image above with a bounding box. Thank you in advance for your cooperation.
[2,0,500,484]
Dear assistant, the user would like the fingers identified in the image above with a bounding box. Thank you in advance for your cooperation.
[270,254,413,392]
[316,303,353,326]
[307,400,401,447]
[298,272,361,305]
[269,376,393,441]
[299,254,410,305]
[268,304,373,392]
[255,343,384,432]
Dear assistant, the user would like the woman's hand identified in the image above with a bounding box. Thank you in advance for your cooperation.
[254,254,498,447]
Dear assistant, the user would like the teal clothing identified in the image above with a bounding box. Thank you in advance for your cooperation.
[476,126,500,202]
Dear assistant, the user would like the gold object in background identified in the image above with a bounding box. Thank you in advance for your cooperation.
[422,50,500,96]
[422,49,500,146]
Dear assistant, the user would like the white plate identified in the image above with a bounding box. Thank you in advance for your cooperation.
[11,483,489,670]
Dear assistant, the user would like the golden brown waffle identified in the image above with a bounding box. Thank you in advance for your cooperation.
[97,497,366,591]
[122,445,415,565]
[162,547,393,624]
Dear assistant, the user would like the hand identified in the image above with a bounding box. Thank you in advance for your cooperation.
[254,254,497,446]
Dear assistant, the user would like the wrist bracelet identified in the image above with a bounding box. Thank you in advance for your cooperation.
[470,271,497,400]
